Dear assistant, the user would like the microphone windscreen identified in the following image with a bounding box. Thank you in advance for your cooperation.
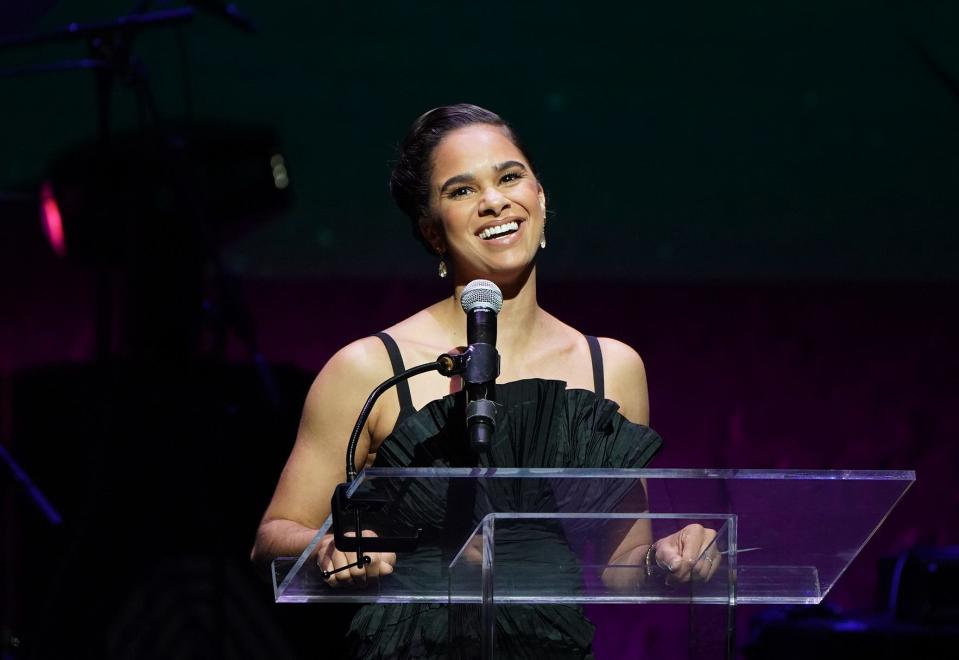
[461,279,503,314]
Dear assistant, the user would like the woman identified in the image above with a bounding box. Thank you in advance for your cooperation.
[251,104,718,658]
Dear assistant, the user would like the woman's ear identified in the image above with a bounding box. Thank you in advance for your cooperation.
[419,216,446,254]
[538,184,546,214]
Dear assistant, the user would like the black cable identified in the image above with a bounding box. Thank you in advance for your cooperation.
[344,361,441,482]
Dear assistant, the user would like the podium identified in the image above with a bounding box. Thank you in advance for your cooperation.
[272,468,914,658]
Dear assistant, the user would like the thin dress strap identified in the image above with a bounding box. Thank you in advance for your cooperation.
[374,332,416,422]
[585,335,605,400]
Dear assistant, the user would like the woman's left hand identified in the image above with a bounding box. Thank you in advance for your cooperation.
[652,524,721,583]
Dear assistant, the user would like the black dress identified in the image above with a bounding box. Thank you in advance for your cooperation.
[344,334,663,659]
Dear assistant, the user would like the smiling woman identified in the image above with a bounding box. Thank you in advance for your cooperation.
[420,123,546,285]
[251,104,717,658]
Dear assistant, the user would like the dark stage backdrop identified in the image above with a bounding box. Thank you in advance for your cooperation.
[1,0,958,281]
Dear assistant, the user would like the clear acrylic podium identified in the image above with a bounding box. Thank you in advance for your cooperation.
[272,468,914,658]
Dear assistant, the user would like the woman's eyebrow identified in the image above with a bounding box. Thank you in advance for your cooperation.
[440,172,474,192]
[439,161,528,192]
[494,160,526,172]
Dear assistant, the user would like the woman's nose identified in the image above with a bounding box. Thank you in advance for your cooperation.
[478,187,509,215]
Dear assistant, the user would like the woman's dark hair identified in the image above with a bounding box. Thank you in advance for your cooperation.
[389,103,535,254]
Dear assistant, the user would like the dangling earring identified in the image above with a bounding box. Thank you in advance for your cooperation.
[539,203,547,249]
[437,253,448,278]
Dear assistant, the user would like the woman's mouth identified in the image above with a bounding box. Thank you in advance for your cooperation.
[478,220,520,240]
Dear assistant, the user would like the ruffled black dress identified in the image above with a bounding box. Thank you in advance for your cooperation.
[344,379,663,659]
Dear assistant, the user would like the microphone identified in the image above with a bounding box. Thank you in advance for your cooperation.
[460,279,503,453]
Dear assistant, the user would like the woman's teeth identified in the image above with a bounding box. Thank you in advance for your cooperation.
[479,221,519,240]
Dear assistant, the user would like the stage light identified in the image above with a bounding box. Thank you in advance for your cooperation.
[40,122,292,266]
[38,180,67,257]
[270,154,289,189]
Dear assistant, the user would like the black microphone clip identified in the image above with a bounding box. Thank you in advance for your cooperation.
[463,340,500,452]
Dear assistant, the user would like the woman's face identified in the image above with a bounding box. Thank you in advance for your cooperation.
[424,124,545,283]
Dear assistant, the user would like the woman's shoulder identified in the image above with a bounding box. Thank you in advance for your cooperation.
[323,301,448,375]
[595,336,646,371]
[305,337,396,414]
[542,313,646,369]
[323,335,393,375]
[592,335,649,425]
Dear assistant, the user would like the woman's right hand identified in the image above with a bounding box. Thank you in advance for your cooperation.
[652,524,721,584]
[317,531,396,588]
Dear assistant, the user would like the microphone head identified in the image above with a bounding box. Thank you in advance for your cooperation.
[461,279,503,315]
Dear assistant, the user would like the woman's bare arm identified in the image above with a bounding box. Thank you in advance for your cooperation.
[596,340,657,585]
[250,337,392,564]
[600,338,720,584]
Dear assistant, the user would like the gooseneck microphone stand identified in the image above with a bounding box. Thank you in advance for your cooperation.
[343,354,463,483]
[322,353,467,578]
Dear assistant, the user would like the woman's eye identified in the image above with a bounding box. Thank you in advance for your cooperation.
[449,187,472,198]
[500,171,524,184]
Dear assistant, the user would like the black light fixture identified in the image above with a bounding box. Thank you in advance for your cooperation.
[39,122,291,265]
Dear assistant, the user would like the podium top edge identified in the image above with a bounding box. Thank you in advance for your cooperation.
[358,468,916,481]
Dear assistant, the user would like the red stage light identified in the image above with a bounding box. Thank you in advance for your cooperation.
[39,180,67,257]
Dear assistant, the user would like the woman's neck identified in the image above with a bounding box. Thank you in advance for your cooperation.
[440,266,543,355]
